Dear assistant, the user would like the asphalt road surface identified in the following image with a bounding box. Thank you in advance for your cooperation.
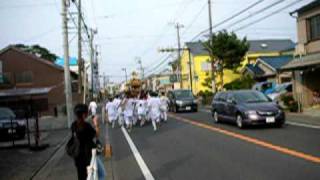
[108,110,320,180]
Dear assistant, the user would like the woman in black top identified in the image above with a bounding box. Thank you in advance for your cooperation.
[72,104,97,180]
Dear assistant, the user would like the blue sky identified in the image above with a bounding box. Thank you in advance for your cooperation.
[0,0,314,82]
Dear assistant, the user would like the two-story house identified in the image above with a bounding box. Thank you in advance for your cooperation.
[180,39,295,94]
[281,0,320,108]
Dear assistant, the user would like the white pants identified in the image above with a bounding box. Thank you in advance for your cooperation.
[124,116,133,126]
[160,111,167,121]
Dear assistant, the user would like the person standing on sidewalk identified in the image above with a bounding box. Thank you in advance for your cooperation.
[89,100,98,118]
[72,104,97,180]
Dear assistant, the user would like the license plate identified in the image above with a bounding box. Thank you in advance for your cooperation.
[8,129,16,134]
[266,117,275,123]
[186,106,191,110]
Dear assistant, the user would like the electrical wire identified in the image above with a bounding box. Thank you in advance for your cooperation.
[234,0,303,32]
[189,0,275,41]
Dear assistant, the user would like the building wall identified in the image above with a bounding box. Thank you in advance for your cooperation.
[180,51,240,94]
[297,6,320,54]
[0,48,80,115]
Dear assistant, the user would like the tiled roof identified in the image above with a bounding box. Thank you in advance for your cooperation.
[248,39,295,53]
[281,53,320,71]
[185,42,208,56]
[258,56,293,71]
[245,64,265,76]
[185,39,295,56]
[291,0,320,14]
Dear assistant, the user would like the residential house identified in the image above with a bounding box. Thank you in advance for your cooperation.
[243,56,293,83]
[146,69,174,92]
[243,39,295,65]
[281,0,320,108]
[0,46,81,115]
[180,39,295,94]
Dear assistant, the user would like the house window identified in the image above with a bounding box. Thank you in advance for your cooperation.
[308,14,320,41]
[16,71,33,84]
[201,62,211,72]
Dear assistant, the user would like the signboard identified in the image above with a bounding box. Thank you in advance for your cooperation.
[169,75,178,83]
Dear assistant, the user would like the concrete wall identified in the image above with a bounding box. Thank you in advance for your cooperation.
[297,6,320,54]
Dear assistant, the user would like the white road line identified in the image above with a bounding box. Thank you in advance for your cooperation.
[121,127,155,180]
[286,122,320,129]
[199,108,320,129]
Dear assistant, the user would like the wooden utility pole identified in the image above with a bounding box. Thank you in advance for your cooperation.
[208,0,216,93]
[174,23,184,88]
[61,0,73,128]
[77,0,83,94]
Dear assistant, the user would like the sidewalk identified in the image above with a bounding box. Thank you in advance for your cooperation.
[35,106,114,180]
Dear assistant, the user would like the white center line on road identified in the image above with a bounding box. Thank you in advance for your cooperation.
[199,108,320,129]
[121,127,155,180]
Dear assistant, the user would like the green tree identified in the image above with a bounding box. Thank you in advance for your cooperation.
[14,44,58,63]
[203,30,249,89]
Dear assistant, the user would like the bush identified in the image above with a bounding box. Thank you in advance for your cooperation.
[223,75,255,90]
[281,93,299,112]
[197,90,214,105]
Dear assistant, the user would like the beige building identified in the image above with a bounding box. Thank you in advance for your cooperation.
[281,0,320,108]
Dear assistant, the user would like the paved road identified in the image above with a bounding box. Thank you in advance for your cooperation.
[108,110,320,180]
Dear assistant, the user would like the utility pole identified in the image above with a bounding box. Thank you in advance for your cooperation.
[77,0,82,95]
[61,0,73,128]
[208,0,216,93]
[89,29,96,99]
[173,23,184,88]
[208,0,213,36]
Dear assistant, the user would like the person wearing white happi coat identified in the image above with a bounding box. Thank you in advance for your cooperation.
[147,92,161,131]
[113,95,122,126]
[123,95,135,132]
[137,97,147,126]
[160,92,169,122]
[106,97,117,128]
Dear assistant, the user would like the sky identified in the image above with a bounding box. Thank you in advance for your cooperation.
[0,0,314,83]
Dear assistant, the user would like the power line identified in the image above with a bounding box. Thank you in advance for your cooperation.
[189,0,273,41]
[182,1,208,35]
[234,0,303,32]
[224,0,285,29]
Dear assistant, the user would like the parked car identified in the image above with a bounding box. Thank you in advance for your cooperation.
[211,90,285,128]
[0,107,26,139]
[252,82,274,94]
[268,82,292,101]
[167,89,198,112]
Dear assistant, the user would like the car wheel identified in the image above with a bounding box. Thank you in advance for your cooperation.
[236,114,244,129]
[213,111,219,123]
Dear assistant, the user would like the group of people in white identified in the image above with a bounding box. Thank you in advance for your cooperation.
[105,91,169,132]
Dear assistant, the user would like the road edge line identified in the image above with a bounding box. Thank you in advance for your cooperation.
[169,113,320,164]
[121,127,155,180]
